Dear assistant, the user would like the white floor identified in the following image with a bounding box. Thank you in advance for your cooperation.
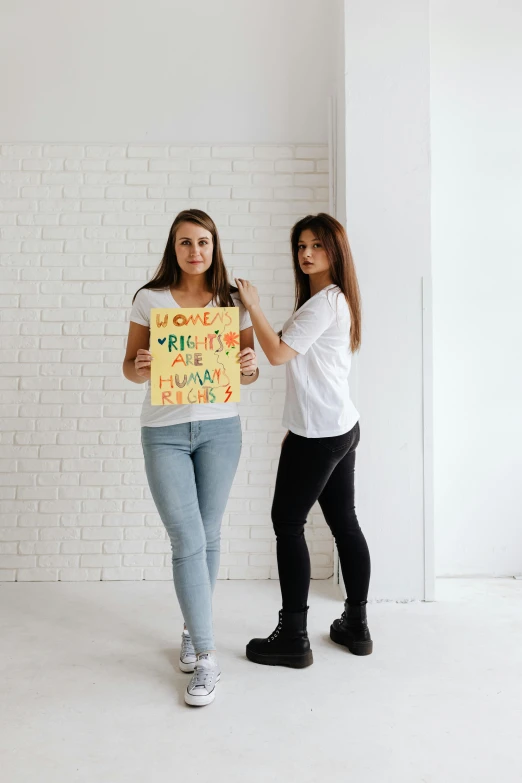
[1,577,521,783]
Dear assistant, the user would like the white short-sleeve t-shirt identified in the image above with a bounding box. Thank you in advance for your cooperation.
[130,287,252,428]
[281,284,359,438]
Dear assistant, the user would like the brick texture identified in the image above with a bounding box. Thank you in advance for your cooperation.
[0,143,333,581]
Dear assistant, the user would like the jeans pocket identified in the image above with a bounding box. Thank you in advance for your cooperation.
[318,421,360,454]
[320,441,351,454]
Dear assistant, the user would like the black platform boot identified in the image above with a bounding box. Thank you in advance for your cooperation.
[330,601,373,655]
[246,609,313,668]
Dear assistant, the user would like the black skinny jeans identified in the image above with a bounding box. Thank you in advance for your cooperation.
[271,421,371,612]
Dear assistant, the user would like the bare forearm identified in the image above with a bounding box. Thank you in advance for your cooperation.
[122,359,148,384]
[248,305,285,365]
[235,277,297,366]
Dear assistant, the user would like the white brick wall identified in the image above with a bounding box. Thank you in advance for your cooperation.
[0,143,333,582]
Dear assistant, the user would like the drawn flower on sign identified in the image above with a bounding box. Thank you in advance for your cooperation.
[223,331,240,349]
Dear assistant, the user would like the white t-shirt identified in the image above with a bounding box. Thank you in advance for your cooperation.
[281,284,359,438]
[129,287,252,428]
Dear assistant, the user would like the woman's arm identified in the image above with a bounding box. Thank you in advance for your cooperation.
[235,279,298,367]
[122,322,152,384]
[238,326,259,385]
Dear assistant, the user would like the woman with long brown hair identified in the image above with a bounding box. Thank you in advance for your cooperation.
[236,213,372,668]
[123,209,258,705]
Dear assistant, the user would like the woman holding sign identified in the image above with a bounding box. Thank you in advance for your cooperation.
[236,213,372,669]
[123,209,258,706]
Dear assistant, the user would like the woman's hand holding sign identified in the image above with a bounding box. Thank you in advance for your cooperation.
[134,348,152,380]
[239,347,258,377]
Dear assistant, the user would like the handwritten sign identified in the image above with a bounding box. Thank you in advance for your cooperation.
[150,307,241,405]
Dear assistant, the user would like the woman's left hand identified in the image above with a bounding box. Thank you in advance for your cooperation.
[235,278,260,312]
[238,347,258,377]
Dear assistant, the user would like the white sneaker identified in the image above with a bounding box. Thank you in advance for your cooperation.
[179,629,197,673]
[185,653,221,707]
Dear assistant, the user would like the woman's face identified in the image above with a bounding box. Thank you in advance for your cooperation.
[174,222,214,277]
[297,229,330,277]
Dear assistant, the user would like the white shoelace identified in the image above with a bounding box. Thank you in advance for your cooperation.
[188,656,218,692]
[181,631,195,659]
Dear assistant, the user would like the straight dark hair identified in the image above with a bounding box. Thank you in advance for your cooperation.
[132,209,236,306]
[290,213,362,352]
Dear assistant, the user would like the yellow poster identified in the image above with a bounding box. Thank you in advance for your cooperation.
[150,307,241,405]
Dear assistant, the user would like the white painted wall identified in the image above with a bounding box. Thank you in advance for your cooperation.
[431,1,522,576]
[1,0,439,596]
[1,0,343,144]
[344,0,432,600]
[0,0,349,582]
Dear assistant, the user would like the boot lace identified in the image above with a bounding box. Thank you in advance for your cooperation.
[268,614,283,643]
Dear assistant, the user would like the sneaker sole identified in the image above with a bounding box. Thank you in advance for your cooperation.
[179,659,196,673]
[184,673,221,707]
[246,647,313,668]
[329,625,373,655]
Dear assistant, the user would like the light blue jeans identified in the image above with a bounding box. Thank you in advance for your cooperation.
[141,417,242,653]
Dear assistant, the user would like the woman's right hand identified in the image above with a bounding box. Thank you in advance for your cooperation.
[134,348,152,379]
[235,278,260,312]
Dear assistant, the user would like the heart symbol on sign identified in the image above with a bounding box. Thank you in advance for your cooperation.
[214,330,219,334]
[158,338,166,345]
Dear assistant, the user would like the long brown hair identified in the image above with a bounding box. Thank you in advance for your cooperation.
[290,213,362,352]
[132,209,236,306]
